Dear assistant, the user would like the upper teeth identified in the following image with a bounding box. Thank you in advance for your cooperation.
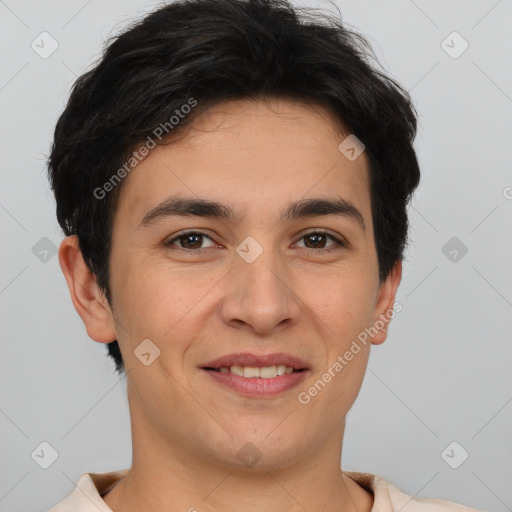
[219,365,295,378]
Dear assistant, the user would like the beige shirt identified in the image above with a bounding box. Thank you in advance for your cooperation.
[48,469,480,512]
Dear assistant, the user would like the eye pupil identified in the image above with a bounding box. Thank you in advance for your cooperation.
[181,234,203,249]
[304,233,326,248]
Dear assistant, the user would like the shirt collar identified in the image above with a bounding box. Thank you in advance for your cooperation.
[49,468,471,512]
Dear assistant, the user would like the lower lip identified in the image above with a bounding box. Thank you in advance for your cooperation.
[202,369,309,397]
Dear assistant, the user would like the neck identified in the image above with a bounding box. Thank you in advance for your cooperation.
[103,389,373,512]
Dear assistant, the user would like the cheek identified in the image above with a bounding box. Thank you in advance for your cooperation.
[305,272,375,336]
[109,258,176,340]
[112,257,222,342]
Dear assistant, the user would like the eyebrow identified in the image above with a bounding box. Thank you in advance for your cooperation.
[137,195,366,232]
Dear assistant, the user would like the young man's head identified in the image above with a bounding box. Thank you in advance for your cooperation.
[48,0,419,493]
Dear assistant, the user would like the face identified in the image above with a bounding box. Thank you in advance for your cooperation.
[83,98,400,470]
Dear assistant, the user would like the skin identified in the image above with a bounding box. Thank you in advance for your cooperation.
[59,98,401,512]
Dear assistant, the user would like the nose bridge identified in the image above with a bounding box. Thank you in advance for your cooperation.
[221,238,300,334]
[241,252,286,303]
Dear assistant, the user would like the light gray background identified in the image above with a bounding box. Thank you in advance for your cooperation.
[1,1,511,511]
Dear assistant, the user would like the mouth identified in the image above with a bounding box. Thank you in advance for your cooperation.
[199,352,310,397]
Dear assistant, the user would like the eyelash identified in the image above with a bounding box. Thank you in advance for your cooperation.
[164,230,347,253]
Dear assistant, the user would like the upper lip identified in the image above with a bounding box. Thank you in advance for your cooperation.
[201,352,309,370]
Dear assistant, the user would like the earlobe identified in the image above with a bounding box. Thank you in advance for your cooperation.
[58,235,117,343]
[370,260,402,346]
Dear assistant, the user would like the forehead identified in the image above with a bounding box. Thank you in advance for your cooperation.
[113,98,372,229]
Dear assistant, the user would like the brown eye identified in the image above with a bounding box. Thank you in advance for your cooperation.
[178,233,203,249]
[296,231,346,252]
[303,233,328,248]
[165,231,216,250]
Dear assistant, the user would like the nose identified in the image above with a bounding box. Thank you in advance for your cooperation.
[219,247,302,336]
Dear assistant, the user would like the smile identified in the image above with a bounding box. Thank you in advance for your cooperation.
[201,366,309,397]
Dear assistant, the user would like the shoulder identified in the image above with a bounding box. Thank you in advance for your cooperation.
[47,470,128,512]
[343,471,482,512]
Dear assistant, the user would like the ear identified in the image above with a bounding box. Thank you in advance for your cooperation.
[58,235,117,343]
[370,260,402,346]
